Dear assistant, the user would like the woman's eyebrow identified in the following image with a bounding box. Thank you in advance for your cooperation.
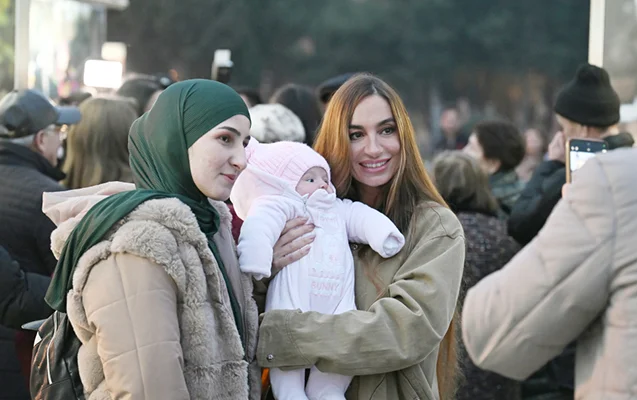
[348,118,395,130]
[217,126,241,136]
[376,118,395,127]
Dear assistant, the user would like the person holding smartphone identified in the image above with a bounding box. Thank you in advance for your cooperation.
[509,64,633,247]
[506,64,634,400]
[462,146,637,400]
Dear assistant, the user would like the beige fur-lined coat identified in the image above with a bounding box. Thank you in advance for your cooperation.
[45,185,260,400]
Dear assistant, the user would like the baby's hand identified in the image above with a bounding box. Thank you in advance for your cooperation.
[381,232,405,258]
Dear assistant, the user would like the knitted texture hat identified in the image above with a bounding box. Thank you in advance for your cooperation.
[248,103,305,143]
[554,64,620,127]
[245,139,330,186]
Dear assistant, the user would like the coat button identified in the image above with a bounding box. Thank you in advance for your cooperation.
[267,354,274,361]
[350,243,359,251]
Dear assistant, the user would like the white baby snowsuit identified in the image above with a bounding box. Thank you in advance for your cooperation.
[231,161,405,400]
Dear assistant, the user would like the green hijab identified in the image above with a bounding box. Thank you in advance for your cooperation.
[45,79,251,342]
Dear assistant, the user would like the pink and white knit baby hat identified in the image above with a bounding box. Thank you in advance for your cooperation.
[245,139,331,186]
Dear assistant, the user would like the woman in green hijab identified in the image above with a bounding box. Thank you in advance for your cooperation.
[42,79,260,399]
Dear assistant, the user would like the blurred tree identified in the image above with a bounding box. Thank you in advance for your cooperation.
[107,0,589,124]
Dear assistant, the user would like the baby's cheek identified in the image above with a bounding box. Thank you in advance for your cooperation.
[295,183,307,196]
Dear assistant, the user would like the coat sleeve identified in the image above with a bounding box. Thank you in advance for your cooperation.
[462,157,614,381]
[237,198,295,280]
[257,207,465,376]
[0,246,52,329]
[337,199,405,258]
[82,253,190,400]
[508,160,565,245]
[33,213,59,275]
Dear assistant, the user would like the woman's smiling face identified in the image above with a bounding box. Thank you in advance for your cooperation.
[348,95,401,192]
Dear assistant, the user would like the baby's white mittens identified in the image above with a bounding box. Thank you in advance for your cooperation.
[380,232,405,258]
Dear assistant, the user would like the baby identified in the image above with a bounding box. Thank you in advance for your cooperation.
[230,140,405,400]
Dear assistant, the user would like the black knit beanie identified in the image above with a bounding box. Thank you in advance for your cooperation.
[554,64,620,127]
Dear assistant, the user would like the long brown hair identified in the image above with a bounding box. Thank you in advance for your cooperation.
[313,73,459,400]
[62,96,137,189]
[432,151,499,215]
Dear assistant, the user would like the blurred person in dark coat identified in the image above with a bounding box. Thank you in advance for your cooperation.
[463,120,526,216]
[0,89,80,400]
[432,150,522,400]
[0,246,52,398]
[508,64,634,247]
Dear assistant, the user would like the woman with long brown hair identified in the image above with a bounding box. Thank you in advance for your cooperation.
[62,96,137,189]
[256,73,465,400]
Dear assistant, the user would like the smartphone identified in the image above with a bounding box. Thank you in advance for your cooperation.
[211,49,233,84]
[565,138,607,183]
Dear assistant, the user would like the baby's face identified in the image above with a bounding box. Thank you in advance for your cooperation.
[296,167,333,196]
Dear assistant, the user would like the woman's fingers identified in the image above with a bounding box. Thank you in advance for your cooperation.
[272,243,312,273]
[275,224,314,254]
[272,219,315,273]
[280,217,309,237]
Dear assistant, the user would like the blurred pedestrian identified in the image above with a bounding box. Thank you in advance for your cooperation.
[463,120,526,216]
[116,74,174,116]
[516,128,547,183]
[316,72,355,106]
[433,151,521,400]
[0,89,80,399]
[270,83,322,145]
[235,86,263,108]
[62,96,137,189]
[0,245,51,396]
[509,64,634,247]
[435,107,468,151]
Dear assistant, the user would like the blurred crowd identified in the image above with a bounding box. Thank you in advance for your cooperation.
[1,62,636,400]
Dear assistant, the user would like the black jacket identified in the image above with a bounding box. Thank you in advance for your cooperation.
[0,246,52,329]
[508,132,635,246]
[507,160,565,246]
[0,141,64,276]
[0,142,63,400]
[0,246,52,400]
